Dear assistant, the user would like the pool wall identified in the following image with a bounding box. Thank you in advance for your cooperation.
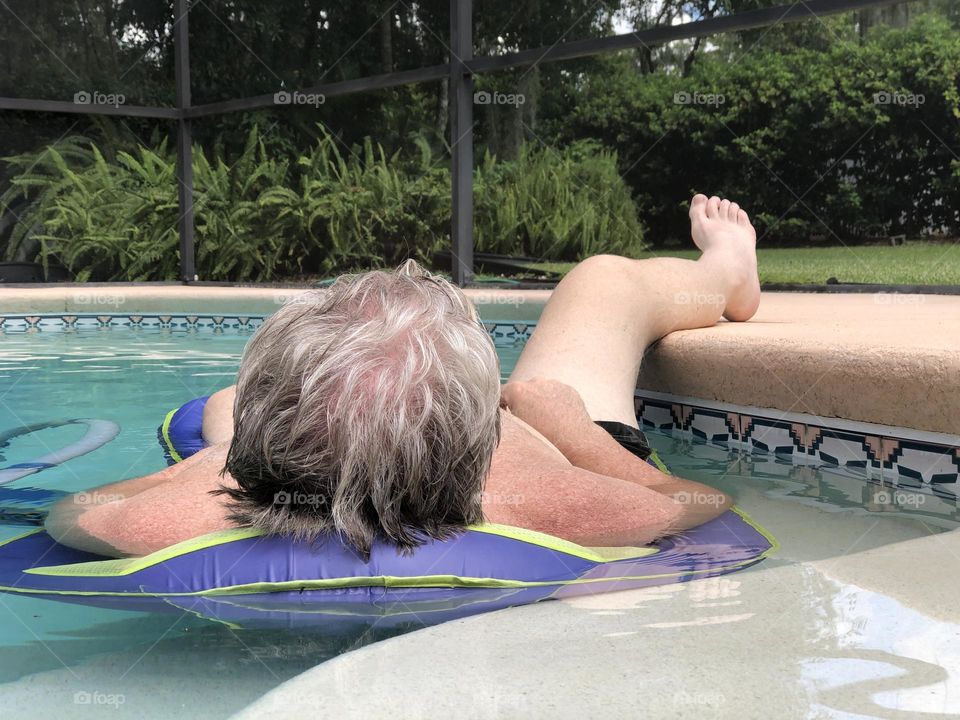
[635,390,958,503]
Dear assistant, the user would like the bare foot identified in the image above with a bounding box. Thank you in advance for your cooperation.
[688,194,760,322]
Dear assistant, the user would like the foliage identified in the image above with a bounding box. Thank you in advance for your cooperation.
[1,1,959,266]
[1,129,642,280]
[475,141,644,260]
[563,12,960,245]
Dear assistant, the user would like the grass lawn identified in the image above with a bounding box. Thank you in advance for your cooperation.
[529,242,960,285]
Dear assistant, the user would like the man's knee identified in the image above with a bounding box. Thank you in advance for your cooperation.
[569,254,633,278]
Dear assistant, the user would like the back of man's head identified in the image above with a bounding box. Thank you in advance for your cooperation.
[219,260,501,557]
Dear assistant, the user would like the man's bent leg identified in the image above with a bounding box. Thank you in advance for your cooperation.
[510,195,759,426]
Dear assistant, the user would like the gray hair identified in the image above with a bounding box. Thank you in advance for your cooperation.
[217,260,501,558]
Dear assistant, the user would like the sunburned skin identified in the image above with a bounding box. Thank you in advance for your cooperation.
[49,404,684,557]
[47,192,759,557]
[483,409,685,547]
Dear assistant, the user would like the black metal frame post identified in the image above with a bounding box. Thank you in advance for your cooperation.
[174,0,196,283]
[449,0,474,286]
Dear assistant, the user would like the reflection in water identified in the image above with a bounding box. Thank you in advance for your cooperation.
[0,331,956,717]
[558,502,959,717]
[807,585,960,718]
[650,432,959,530]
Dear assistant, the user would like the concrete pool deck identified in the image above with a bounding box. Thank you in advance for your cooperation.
[1,285,957,433]
[232,553,960,720]
[637,291,960,436]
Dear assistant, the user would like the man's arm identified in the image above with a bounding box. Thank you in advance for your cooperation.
[500,378,733,530]
[488,412,686,546]
[45,443,236,557]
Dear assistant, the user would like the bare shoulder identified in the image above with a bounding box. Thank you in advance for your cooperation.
[202,386,236,444]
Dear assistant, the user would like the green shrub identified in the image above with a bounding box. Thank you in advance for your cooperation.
[564,13,960,246]
[475,141,644,260]
[2,130,642,280]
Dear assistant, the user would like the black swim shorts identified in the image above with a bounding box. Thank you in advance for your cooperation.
[594,420,653,461]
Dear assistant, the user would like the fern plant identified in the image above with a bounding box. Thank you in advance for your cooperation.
[2,129,644,280]
[475,141,645,261]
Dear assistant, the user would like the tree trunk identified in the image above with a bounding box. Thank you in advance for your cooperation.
[520,65,540,138]
[682,36,703,77]
[486,101,500,158]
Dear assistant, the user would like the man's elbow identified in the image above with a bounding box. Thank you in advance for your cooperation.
[44,496,84,546]
[44,496,130,557]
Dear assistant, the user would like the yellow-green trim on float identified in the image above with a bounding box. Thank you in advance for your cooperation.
[0,552,775,598]
[24,527,267,577]
[4,506,778,598]
[160,407,183,463]
[467,523,658,562]
[730,506,780,555]
[648,450,670,474]
[25,522,659,578]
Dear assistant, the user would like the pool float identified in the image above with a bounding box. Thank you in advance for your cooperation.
[0,419,120,485]
[158,396,209,464]
[0,397,776,630]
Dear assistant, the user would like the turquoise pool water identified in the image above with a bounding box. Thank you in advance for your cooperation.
[0,325,953,718]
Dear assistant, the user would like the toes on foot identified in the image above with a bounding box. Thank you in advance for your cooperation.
[689,194,708,218]
[706,196,721,218]
[737,209,750,226]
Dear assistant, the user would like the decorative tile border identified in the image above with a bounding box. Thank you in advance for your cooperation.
[482,321,536,344]
[0,314,535,343]
[636,392,960,499]
[0,313,265,332]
